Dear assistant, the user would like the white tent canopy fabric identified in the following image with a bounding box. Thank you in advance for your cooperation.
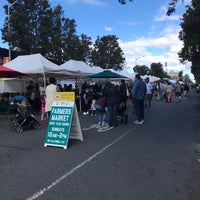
[110,69,136,80]
[4,53,62,76]
[4,53,69,87]
[141,75,160,82]
[60,60,103,76]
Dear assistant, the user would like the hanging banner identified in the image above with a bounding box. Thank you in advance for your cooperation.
[44,92,83,149]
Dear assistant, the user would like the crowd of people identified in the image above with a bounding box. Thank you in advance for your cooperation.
[78,74,191,129]
[10,75,191,130]
[79,79,129,130]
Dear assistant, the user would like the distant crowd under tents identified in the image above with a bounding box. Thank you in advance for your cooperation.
[0,53,161,95]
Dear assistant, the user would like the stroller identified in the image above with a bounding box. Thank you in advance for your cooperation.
[10,96,41,133]
[117,101,128,124]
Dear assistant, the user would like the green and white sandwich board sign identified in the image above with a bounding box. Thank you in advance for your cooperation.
[44,100,83,149]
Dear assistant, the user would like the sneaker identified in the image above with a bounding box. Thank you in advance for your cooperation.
[141,119,144,123]
[96,122,101,128]
[102,122,108,127]
[134,120,143,125]
[103,124,109,129]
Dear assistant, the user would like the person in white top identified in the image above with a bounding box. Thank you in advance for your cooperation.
[144,77,153,108]
[45,77,59,118]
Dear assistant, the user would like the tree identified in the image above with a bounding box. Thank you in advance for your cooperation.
[150,62,168,78]
[166,0,182,16]
[45,5,65,64]
[47,5,81,64]
[133,65,150,75]
[118,0,185,16]
[178,71,183,81]
[2,0,54,56]
[118,0,134,5]
[61,18,81,62]
[183,74,192,83]
[91,35,125,70]
[78,34,93,64]
[178,0,200,82]
[1,1,84,64]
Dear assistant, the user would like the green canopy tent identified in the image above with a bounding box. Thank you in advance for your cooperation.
[87,70,127,79]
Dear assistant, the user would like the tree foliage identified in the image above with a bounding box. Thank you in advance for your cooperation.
[118,0,185,16]
[1,0,87,64]
[118,0,134,5]
[178,0,200,82]
[183,74,192,83]
[2,0,188,71]
[133,65,150,76]
[2,0,54,55]
[91,35,125,70]
[150,62,168,79]
[178,71,183,80]
[74,34,93,64]
[2,0,126,70]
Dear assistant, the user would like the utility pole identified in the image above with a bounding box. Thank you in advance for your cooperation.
[8,0,19,61]
[165,62,168,74]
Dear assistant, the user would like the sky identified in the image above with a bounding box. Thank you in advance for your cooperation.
[0,0,194,80]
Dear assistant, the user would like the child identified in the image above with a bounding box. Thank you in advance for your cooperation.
[90,99,96,116]
[41,94,48,124]
[94,95,107,128]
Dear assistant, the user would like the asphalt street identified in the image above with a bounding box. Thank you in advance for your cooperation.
[0,91,200,200]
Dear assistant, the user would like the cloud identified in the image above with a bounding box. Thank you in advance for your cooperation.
[154,5,181,22]
[83,0,107,6]
[177,0,192,7]
[118,24,190,74]
[104,26,113,32]
[117,20,142,27]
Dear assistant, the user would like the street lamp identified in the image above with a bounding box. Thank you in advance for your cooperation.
[8,0,19,61]
[133,56,144,73]
[135,56,144,66]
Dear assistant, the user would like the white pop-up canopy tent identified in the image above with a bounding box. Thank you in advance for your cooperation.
[110,69,136,80]
[4,53,62,75]
[141,75,160,82]
[4,53,68,86]
[60,59,103,77]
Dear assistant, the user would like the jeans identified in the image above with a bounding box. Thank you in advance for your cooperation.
[95,104,107,124]
[107,103,118,127]
[134,99,144,121]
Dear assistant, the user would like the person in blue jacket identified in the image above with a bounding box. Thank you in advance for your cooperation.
[132,74,147,124]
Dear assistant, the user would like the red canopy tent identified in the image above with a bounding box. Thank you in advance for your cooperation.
[0,65,25,78]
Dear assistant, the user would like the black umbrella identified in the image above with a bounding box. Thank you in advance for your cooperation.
[87,70,127,78]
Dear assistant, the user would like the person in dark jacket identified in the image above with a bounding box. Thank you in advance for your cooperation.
[103,81,119,129]
[132,74,147,124]
[119,79,128,108]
